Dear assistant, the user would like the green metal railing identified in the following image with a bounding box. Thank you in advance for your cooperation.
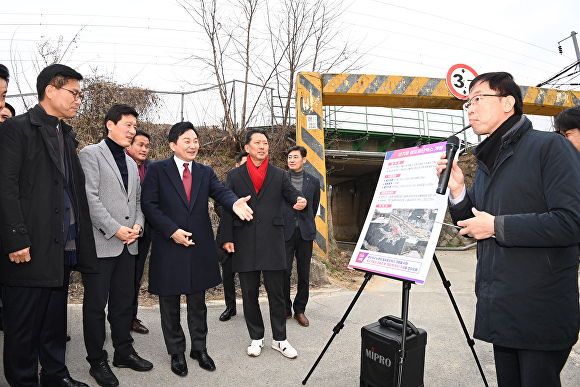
[273,96,470,152]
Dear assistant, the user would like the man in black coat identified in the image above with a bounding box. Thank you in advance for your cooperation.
[437,72,580,387]
[0,64,98,387]
[215,151,248,322]
[282,146,320,327]
[555,105,580,152]
[221,128,306,359]
[141,122,253,377]
[126,129,152,334]
[0,63,7,110]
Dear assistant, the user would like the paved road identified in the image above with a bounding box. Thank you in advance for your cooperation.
[0,250,579,386]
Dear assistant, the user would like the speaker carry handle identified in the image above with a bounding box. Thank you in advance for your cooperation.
[378,315,419,336]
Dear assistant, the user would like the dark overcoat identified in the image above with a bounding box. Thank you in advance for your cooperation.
[0,104,98,287]
[450,116,580,351]
[282,170,320,241]
[220,162,301,273]
[141,157,238,296]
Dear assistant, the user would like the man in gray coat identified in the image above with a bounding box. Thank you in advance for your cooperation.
[79,104,153,387]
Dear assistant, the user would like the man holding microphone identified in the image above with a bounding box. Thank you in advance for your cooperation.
[437,72,580,387]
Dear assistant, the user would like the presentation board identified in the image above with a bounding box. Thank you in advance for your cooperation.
[348,141,458,284]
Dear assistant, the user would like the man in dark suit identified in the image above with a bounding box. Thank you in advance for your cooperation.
[215,151,248,322]
[79,104,153,387]
[283,146,320,327]
[141,122,253,377]
[0,63,7,110]
[126,129,152,334]
[0,64,98,387]
[221,128,306,359]
[0,102,15,123]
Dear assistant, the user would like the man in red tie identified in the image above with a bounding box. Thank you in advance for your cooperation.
[141,122,253,377]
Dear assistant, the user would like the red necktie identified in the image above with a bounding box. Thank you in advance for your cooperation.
[183,163,192,204]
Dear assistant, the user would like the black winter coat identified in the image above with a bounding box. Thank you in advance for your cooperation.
[282,170,320,242]
[450,116,580,351]
[141,158,238,296]
[0,104,98,287]
[220,162,301,273]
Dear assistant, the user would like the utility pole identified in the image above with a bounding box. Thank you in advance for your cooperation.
[538,31,580,87]
[558,31,580,71]
[572,32,580,71]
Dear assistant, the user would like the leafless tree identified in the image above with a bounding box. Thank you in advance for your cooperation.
[179,0,285,144]
[180,0,237,137]
[268,0,366,128]
[178,0,364,153]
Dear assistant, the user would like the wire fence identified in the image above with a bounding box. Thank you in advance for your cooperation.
[5,80,274,131]
[7,82,470,146]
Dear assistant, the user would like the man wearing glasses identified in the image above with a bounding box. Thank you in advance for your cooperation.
[0,64,98,387]
[437,72,580,387]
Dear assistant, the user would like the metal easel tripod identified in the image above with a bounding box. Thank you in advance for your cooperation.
[302,253,489,387]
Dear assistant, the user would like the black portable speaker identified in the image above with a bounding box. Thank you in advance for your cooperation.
[360,315,427,387]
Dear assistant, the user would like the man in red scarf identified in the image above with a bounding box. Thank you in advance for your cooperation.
[221,128,307,359]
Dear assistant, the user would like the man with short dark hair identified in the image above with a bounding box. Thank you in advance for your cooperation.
[141,122,253,377]
[79,104,152,387]
[126,129,152,334]
[216,150,248,322]
[0,102,16,122]
[555,105,580,152]
[0,63,9,110]
[437,72,580,387]
[0,63,97,387]
[283,145,320,327]
[221,128,307,359]
[0,65,8,333]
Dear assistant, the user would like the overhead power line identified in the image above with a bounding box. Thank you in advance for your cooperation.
[536,60,580,87]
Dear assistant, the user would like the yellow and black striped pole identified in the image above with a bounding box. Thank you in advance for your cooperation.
[295,72,328,257]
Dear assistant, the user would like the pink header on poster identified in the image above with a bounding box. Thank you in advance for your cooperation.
[387,142,446,160]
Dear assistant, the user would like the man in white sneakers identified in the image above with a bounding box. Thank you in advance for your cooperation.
[220,129,306,359]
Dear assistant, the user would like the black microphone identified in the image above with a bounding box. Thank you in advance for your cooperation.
[436,135,460,195]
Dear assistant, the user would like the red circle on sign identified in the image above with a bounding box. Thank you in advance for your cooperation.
[446,64,478,100]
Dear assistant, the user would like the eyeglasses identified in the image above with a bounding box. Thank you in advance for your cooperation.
[59,87,84,101]
[463,94,506,110]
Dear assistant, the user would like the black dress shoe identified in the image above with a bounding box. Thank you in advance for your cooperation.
[190,349,216,371]
[219,308,236,321]
[112,353,153,371]
[170,353,188,376]
[89,361,119,387]
[40,375,89,387]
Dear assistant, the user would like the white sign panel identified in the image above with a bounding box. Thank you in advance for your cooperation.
[348,141,457,285]
[307,115,318,130]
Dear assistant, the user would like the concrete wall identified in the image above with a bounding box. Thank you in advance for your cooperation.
[330,173,380,242]
[328,152,476,247]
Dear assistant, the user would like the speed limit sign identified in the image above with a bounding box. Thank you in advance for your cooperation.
[446,64,478,100]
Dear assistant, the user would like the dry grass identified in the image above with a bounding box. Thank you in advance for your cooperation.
[67,248,362,305]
